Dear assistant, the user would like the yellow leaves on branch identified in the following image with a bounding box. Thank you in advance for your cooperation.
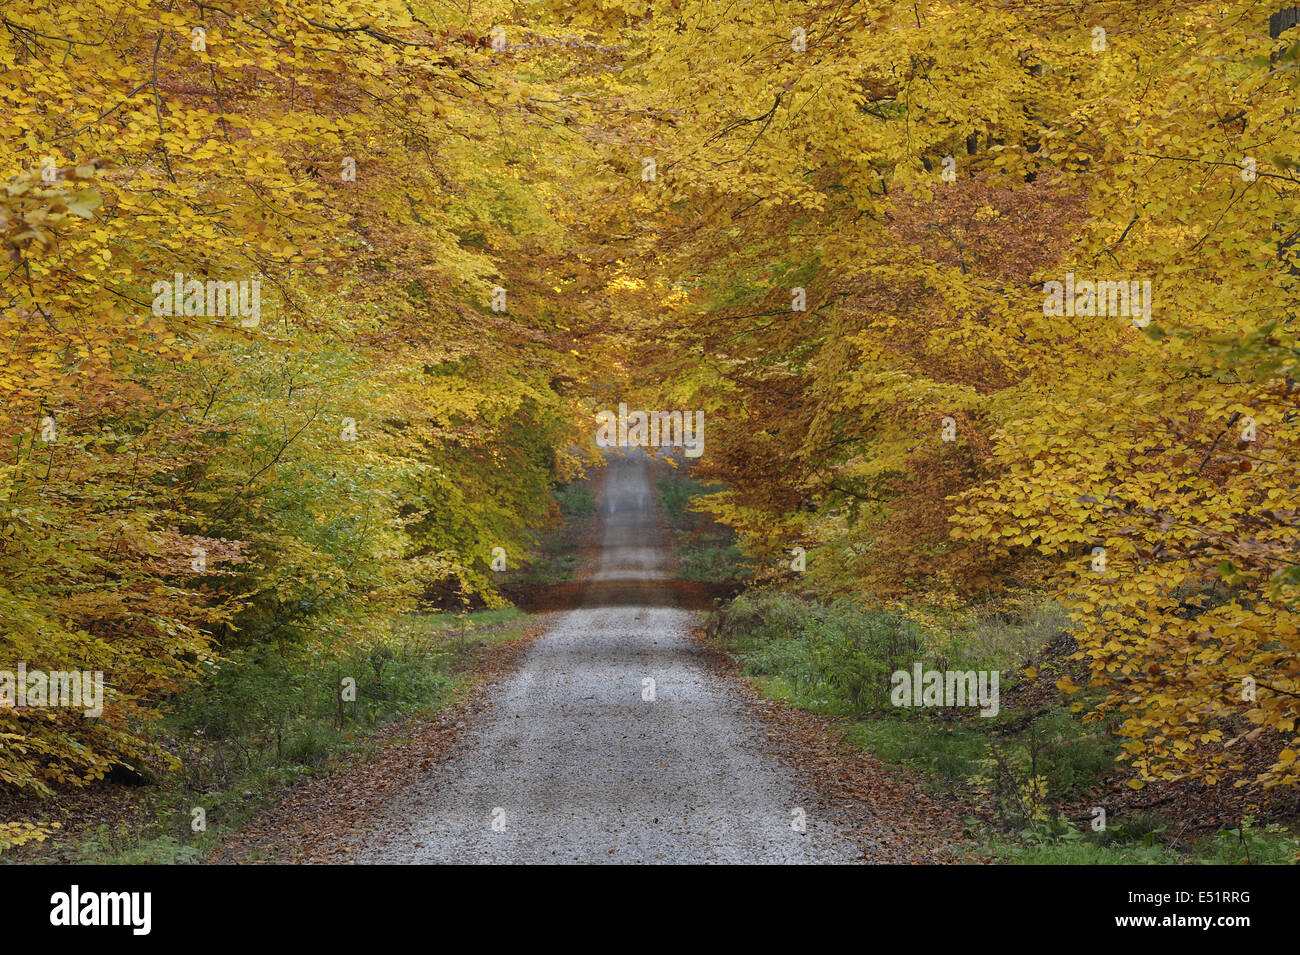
[570,0,1300,789]
[0,0,595,792]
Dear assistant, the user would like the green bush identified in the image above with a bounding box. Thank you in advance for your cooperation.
[0,608,528,863]
[656,471,752,582]
[712,592,1118,823]
[1019,709,1122,802]
[162,623,462,792]
[656,472,712,519]
[710,592,927,715]
[552,482,596,518]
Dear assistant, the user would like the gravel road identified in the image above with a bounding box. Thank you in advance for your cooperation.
[354,450,862,863]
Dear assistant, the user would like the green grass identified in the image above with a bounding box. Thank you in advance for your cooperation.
[711,592,936,715]
[707,590,1300,864]
[838,704,1124,823]
[842,717,989,782]
[986,817,1300,865]
[9,608,529,865]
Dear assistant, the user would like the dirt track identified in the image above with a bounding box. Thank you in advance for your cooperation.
[352,450,863,863]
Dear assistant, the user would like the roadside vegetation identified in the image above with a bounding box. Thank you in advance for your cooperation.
[1,478,596,863]
[1,608,530,863]
[655,469,752,584]
[703,591,1300,865]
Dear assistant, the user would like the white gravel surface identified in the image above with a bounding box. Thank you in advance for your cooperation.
[354,450,862,863]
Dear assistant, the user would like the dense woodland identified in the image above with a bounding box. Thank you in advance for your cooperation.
[1,0,1298,859]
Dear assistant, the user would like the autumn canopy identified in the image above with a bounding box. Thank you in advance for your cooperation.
[1,0,1297,802]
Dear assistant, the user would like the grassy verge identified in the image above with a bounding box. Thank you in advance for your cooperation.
[4,608,530,864]
[706,591,1300,865]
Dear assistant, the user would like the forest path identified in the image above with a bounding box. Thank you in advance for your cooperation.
[352,450,863,863]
